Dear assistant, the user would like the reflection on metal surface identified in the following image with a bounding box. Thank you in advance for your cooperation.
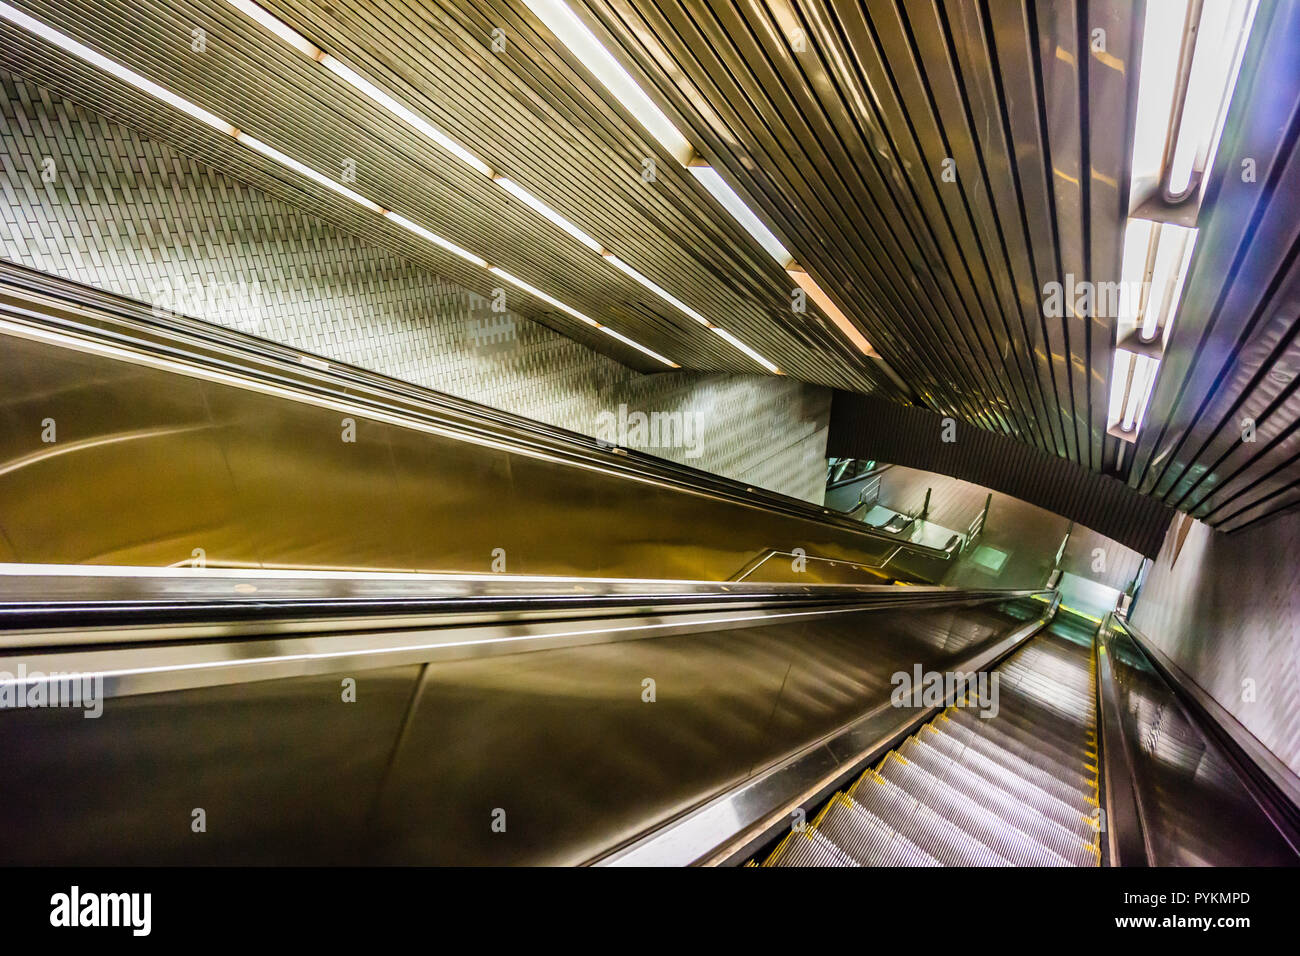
[0,586,1047,865]
[0,277,947,581]
[1099,615,1297,865]
[602,595,1058,866]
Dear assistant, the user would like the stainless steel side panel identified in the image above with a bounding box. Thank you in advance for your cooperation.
[0,594,1041,865]
[0,303,947,580]
[1100,619,1297,865]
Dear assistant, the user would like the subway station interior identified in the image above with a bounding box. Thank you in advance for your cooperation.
[0,0,1298,875]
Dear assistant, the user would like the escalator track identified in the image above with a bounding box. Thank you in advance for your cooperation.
[761,621,1101,867]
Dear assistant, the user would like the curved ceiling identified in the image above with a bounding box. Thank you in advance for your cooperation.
[0,0,1298,531]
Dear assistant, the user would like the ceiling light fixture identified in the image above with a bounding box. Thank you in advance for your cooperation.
[0,2,675,368]
[522,0,885,364]
[1108,0,1255,444]
[222,1,782,372]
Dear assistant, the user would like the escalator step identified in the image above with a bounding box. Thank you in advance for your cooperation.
[849,771,1013,866]
[945,708,1093,784]
[907,729,1097,835]
[899,735,1098,861]
[764,828,860,867]
[879,752,1085,866]
[963,697,1095,763]
[815,795,940,866]
[930,716,1095,807]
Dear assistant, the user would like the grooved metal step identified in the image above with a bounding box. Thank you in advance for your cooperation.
[758,623,1101,867]
[848,771,1013,866]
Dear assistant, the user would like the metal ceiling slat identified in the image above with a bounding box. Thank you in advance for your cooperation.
[940,0,1064,455]
[815,0,1037,425]
[862,0,1034,437]
[719,1,1008,420]
[1164,240,1300,514]
[904,0,1053,451]
[668,1,978,402]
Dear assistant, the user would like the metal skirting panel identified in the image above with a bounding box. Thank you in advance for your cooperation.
[0,67,830,502]
[827,390,1174,558]
[0,590,1044,865]
[1130,512,1300,780]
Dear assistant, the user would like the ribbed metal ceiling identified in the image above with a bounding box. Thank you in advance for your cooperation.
[1,0,1299,531]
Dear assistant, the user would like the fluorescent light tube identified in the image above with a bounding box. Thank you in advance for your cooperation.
[383,211,488,267]
[495,177,603,253]
[1167,0,1258,197]
[522,0,694,164]
[225,0,322,59]
[710,327,780,374]
[689,165,791,266]
[603,254,708,325]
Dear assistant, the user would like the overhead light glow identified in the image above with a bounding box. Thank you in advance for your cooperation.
[603,254,707,325]
[711,327,780,374]
[1109,0,1254,443]
[788,266,878,358]
[596,325,679,368]
[495,177,603,253]
[521,0,695,164]
[236,133,383,212]
[1167,0,1258,198]
[317,54,494,177]
[225,0,321,58]
[688,165,792,266]
[383,211,488,268]
[0,1,238,135]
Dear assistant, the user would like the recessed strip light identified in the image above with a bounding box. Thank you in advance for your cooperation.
[382,211,487,268]
[1109,0,1253,443]
[1,2,674,369]
[710,327,780,375]
[315,53,494,178]
[224,0,762,371]
[0,1,237,136]
[687,163,792,266]
[488,267,678,368]
[521,1,882,362]
[237,133,384,213]
[495,176,603,253]
[226,0,321,58]
[521,0,695,164]
[788,265,878,358]
[604,254,706,325]
[604,253,782,372]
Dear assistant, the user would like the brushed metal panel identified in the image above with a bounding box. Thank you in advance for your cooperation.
[199,379,415,571]
[0,665,421,865]
[370,599,1030,865]
[1103,621,1295,865]
[0,335,241,566]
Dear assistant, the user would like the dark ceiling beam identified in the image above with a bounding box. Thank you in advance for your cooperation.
[827,389,1174,557]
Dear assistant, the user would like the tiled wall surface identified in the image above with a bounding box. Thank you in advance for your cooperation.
[1132,514,1300,777]
[0,68,828,504]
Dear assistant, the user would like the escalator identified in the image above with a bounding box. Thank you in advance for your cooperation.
[762,619,1100,867]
